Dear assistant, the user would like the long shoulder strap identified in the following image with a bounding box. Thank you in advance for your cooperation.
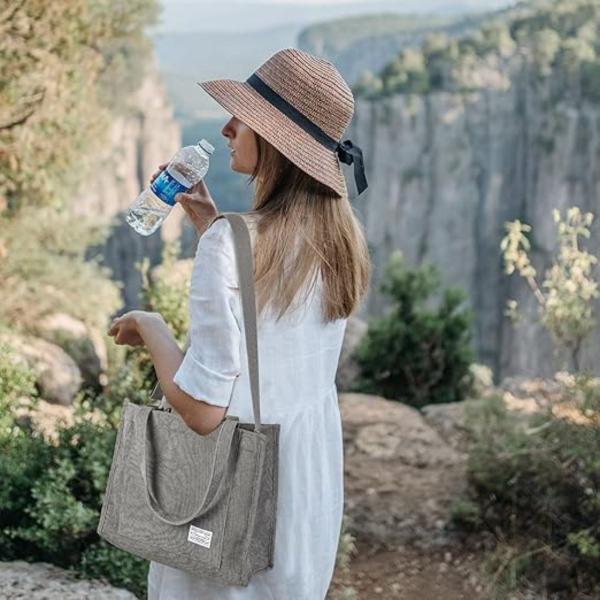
[150,212,262,433]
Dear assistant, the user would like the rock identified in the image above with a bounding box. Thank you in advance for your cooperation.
[421,402,471,452]
[14,398,75,439]
[0,334,82,406]
[340,393,468,550]
[36,313,108,390]
[336,316,368,392]
[0,561,136,599]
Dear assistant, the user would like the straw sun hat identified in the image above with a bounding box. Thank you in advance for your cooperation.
[197,47,368,198]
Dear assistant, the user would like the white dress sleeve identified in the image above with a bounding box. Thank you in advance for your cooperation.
[172,218,241,407]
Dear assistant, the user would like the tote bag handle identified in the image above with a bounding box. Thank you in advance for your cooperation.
[150,212,262,433]
[141,410,239,526]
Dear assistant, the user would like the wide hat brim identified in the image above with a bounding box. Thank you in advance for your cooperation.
[197,79,348,198]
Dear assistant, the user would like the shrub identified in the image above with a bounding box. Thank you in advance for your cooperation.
[352,251,474,408]
[455,375,600,597]
[0,381,151,596]
[502,207,599,371]
[0,229,193,597]
[0,341,38,434]
[138,240,190,345]
[79,540,148,598]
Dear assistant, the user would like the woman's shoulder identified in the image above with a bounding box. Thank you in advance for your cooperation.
[194,217,239,287]
[206,213,261,258]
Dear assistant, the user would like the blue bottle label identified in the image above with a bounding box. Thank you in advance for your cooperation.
[150,167,192,206]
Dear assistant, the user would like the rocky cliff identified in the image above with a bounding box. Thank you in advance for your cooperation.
[71,57,186,311]
[298,13,488,86]
[349,63,600,379]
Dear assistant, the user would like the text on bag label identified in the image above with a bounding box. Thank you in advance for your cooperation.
[188,525,213,548]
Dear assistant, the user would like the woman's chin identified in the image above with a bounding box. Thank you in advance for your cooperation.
[230,159,251,175]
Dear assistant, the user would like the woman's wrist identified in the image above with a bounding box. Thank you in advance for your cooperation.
[136,311,167,336]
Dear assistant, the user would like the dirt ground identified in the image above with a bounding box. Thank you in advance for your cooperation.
[328,540,490,600]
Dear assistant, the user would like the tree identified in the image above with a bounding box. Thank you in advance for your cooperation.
[0,0,159,212]
[353,251,474,408]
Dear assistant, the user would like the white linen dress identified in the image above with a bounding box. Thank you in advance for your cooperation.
[147,216,347,600]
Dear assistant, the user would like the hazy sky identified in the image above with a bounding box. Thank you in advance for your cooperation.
[156,0,516,34]
[160,0,401,3]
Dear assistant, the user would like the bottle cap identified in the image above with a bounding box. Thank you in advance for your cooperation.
[198,139,215,155]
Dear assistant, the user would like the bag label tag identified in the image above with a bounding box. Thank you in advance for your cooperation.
[188,525,213,548]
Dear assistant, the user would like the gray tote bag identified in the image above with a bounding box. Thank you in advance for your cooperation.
[97,212,280,586]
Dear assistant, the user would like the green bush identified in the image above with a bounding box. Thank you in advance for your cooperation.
[454,375,600,597]
[0,231,192,596]
[139,240,190,346]
[0,325,157,597]
[0,341,38,433]
[79,540,149,598]
[352,251,474,408]
[0,375,151,597]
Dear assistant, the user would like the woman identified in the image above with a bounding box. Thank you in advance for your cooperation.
[108,48,371,600]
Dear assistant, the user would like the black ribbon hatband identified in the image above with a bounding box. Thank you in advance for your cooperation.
[246,73,368,195]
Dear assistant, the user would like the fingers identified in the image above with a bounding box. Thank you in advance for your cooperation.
[150,163,169,183]
[175,192,213,206]
[107,315,123,337]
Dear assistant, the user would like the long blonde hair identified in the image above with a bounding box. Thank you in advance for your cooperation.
[242,133,371,323]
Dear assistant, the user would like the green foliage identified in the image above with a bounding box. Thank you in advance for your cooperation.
[455,375,600,597]
[502,207,599,370]
[12,458,99,553]
[357,0,600,102]
[352,251,474,408]
[0,206,122,332]
[0,0,159,211]
[139,241,190,345]
[0,341,38,434]
[0,3,165,594]
[448,496,482,530]
[0,360,153,595]
[79,540,149,598]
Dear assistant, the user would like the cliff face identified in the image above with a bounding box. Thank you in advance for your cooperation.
[71,58,184,311]
[297,12,498,86]
[349,63,600,379]
[300,28,438,85]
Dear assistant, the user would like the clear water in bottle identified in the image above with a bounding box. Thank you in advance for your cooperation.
[126,138,215,236]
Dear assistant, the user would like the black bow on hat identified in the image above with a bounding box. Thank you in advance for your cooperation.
[336,140,368,195]
[245,74,369,196]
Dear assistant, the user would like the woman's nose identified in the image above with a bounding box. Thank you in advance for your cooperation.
[222,117,237,139]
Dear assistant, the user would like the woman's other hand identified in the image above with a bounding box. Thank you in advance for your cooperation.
[108,310,165,347]
[151,163,219,236]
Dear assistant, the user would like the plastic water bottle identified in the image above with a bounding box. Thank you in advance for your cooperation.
[126,139,215,236]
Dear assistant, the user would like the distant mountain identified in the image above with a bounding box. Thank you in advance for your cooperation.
[152,24,300,122]
[298,13,456,85]
[297,5,519,84]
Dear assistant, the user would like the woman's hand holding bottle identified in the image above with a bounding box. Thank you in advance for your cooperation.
[151,163,219,236]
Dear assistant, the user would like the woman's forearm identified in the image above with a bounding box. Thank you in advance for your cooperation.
[136,314,199,425]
